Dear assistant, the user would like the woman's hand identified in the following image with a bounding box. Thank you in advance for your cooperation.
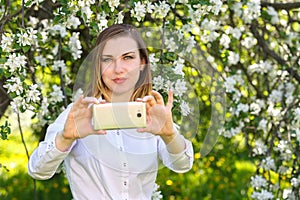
[137,90,176,139]
[137,90,186,153]
[56,95,106,151]
[64,95,107,139]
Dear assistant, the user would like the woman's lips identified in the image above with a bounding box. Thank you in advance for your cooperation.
[113,77,126,84]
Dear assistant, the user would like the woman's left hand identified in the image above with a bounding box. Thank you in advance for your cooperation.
[137,90,176,138]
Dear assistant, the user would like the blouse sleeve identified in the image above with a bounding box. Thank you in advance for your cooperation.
[158,134,194,173]
[28,104,76,180]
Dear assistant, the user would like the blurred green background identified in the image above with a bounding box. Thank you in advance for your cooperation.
[0,112,255,200]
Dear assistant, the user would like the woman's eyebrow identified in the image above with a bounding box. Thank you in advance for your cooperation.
[122,51,136,56]
[101,54,113,57]
[101,51,136,58]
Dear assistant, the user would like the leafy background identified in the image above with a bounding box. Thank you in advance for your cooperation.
[1,0,300,199]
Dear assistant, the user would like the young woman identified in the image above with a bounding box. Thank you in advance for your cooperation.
[28,24,194,200]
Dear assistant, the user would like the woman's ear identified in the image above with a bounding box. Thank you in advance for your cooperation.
[140,59,146,71]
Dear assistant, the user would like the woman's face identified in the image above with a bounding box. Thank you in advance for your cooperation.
[100,36,144,100]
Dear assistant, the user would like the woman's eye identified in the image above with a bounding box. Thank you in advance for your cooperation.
[101,58,112,63]
[124,56,134,60]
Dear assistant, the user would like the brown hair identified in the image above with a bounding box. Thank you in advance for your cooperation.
[85,24,152,101]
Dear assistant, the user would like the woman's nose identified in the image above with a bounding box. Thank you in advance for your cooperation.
[113,59,124,73]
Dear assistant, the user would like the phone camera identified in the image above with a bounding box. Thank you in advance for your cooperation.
[137,113,142,118]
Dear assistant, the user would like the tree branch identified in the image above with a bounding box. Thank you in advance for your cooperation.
[261,1,300,10]
[250,22,300,84]
[0,77,10,119]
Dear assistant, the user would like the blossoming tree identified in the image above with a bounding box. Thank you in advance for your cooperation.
[1,0,299,199]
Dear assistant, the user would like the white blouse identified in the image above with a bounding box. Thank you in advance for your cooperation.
[28,104,194,200]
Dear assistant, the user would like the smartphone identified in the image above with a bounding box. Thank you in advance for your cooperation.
[92,102,147,130]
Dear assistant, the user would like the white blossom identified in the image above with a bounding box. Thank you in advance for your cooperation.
[1,33,13,52]
[291,176,300,188]
[4,76,24,95]
[268,89,283,103]
[258,119,268,133]
[241,36,257,49]
[149,54,159,72]
[53,60,67,74]
[115,11,124,24]
[164,79,174,92]
[165,37,178,52]
[5,53,27,74]
[229,27,242,39]
[108,0,120,12]
[16,31,31,46]
[250,99,265,115]
[294,128,300,142]
[49,85,64,103]
[35,55,47,67]
[248,60,273,74]
[235,103,249,116]
[231,2,243,17]
[267,104,281,118]
[284,82,295,99]
[10,96,26,113]
[186,36,196,52]
[250,102,263,115]
[253,139,268,156]
[77,0,95,7]
[227,51,240,65]
[28,16,39,28]
[293,108,300,122]
[153,76,164,91]
[180,101,191,116]
[275,140,293,161]
[278,166,289,174]
[243,0,261,24]
[173,58,185,76]
[50,24,67,37]
[267,6,279,24]
[69,32,83,60]
[201,18,219,31]
[220,34,230,49]
[153,1,170,18]
[151,183,163,200]
[41,97,50,115]
[146,1,155,13]
[224,76,236,93]
[282,189,296,200]
[210,0,223,15]
[81,6,93,23]
[131,1,146,21]
[97,12,108,31]
[223,126,241,138]
[26,84,41,103]
[66,15,81,29]
[251,189,274,200]
[261,157,276,171]
[174,79,187,98]
[251,175,268,189]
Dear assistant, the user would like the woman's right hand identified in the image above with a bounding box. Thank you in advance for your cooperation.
[56,96,106,151]
[64,95,107,139]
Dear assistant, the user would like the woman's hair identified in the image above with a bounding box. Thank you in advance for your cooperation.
[85,24,152,101]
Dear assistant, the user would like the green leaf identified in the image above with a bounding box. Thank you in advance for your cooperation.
[0,121,11,140]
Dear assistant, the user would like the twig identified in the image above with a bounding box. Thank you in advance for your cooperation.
[17,113,29,160]
[261,1,300,10]
[250,22,300,84]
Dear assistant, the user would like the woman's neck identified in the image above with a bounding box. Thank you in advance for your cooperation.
[109,92,132,102]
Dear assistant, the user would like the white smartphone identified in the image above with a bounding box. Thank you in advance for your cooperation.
[92,102,147,130]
